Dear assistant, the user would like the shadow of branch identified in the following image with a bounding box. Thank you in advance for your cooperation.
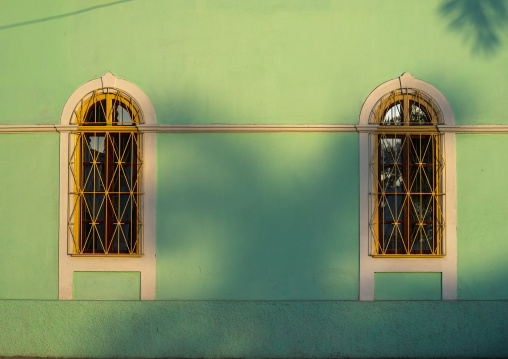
[439,0,508,56]
[0,0,133,31]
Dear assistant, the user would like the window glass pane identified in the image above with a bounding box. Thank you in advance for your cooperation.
[94,135,106,162]
[121,224,131,250]
[114,104,134,125]
[119,165,133,192]
[410,167,433,193]
[83,194,104,221]
[410,136,432,164]
[410,195,433,221]
[394,225,406,252]
[110,194,132,221]
[83,135,105,163]
[97,164,106,191]
[83,141,93,163]
[110,224,130,252]
[110,165,120,192]
[83,194,92,221]
[95,223,105,252]
[81,222,105,253]
[381,223,395,251]
[381,223,405,253]
[110,194,120,221]
[82,164,105,192]
[410,224,433,252]
[82,223,94,251]
[410,104,431,124]
[121,194,132,221]
[110,133,120,161]
[122,135,134,162]
[381,195,404,221]
[94,194,105,220]
[111,134,134,162]
[84,100,107,125]
[83,165,93,191]
[380,137,402,164]
[380,166,403,192]
[383,103,402,124]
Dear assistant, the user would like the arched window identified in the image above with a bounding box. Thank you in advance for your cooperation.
[59,72,156,299]
[358,73,457,301]
[369,88,445,256]
[68,88,144,255]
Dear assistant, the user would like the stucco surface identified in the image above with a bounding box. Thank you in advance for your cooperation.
[0,300,506,358]
[0,134,59,299]
[457,134,508,299]
[375,273,442,300]
[156,133,359,300]
[1,1,508,357]
[73,272,141,300]
[1,1,507,125]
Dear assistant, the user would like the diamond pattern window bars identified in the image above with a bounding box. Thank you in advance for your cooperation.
[368,88,445,256]
[68,88,144,255]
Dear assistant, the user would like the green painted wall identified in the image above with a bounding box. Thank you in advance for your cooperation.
[1,0,507,125]
[0,134,59,299]
[375,272,442,300]
[457,134,508,300]
[0,300,506,358]
[73,272,141,300]
[156,133,359,300]
[1,1,508,357]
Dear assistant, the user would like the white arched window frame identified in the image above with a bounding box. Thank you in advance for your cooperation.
[358,73,457,300]
[58,72,157,300]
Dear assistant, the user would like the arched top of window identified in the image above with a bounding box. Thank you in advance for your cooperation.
[71,87,144,125]
[359,72,454,126]
[369,88,444,126]
[61,72,156,126]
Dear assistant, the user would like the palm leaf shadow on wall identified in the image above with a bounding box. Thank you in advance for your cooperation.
[439,0,508,56]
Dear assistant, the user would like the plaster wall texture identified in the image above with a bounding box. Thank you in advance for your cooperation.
[156,133,359,300]
[1,0,507,126]
[0,134,59,299]
[1,1,508,357]
[456,134,508,299]
[0,300,506,358]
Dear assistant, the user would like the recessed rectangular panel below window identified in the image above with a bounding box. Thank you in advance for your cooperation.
[374,272,442,300]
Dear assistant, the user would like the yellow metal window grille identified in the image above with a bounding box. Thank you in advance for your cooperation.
[368,89,445,256]
[70,87,144,126]
[68,88,144,256]
[368,88,443,126]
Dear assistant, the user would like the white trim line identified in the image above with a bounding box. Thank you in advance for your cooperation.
[137,124,357,133]
[438,125,508,133]
[4,123,508,134]
[0,125,58,133]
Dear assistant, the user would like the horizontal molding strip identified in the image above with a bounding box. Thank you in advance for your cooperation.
[137,124,358,133]
[0,125,58,133]
[2,124,508,133]
[437,125,508,133]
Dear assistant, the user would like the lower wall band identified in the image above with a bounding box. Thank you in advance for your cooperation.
[0,300,506,358]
